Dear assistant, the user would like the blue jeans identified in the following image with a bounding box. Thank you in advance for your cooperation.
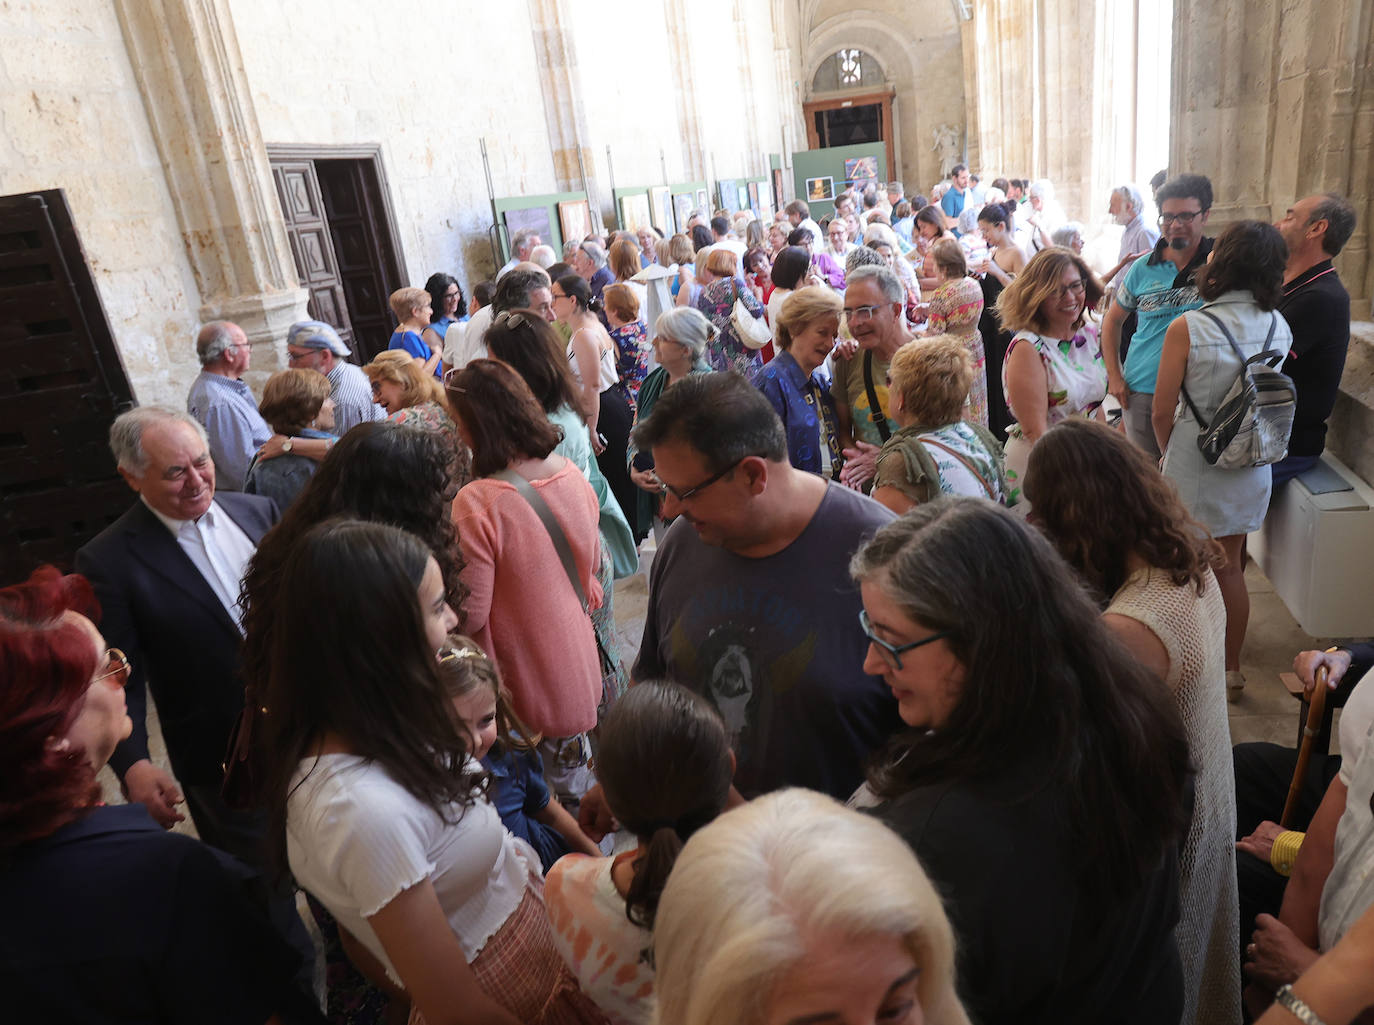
[1271,453,1321,489]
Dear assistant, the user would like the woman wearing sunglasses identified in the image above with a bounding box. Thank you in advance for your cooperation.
[0,566,318,1022]
[850,499,1193,1025]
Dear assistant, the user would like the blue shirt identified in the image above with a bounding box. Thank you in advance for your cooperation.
[389,329,440,376]
[1115,237,1214,392]
[753,351,841,477]
[940,187,968,232]
[186,371,272,491]
[483,743,569,871]
[326,360,385,436]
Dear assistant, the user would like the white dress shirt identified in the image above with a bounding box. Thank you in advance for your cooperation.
[144,497,256,634]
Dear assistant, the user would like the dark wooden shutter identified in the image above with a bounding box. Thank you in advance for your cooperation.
[0,190,136,578]
[316,160,400,364]
[271,161,356,354]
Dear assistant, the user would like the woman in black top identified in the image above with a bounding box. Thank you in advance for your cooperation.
[851,499,1193,1025]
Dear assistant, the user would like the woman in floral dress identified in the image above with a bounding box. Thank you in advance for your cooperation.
[921,238,988,425]
[995,247,1107,510]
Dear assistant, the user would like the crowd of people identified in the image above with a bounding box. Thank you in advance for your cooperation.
[3,161,1371,1025]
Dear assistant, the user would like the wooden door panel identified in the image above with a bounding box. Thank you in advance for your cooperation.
[0,190,136,578]
[270,161,356,353]
[316,160,394,363]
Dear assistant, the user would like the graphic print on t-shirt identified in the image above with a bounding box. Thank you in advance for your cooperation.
[667,590,816,792]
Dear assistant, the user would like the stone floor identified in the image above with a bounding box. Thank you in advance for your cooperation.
[99,547,1338,824]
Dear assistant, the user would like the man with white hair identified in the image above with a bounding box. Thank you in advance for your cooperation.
[498,228,541,279]
[1105,184,1160,284]
[1024,179,1066,251]
[185,320,270,491]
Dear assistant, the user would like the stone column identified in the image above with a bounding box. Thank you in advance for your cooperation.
[113,0,306,367]
[666,0,709,180]
[1170,0,1372,308]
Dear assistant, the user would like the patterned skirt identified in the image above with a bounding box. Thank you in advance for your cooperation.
[409,882,609,1025]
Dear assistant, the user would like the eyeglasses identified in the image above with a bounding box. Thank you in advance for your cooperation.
[843,304,884,323]
[1056,279,1087,299]
[859,611,950,672]
[93,648,131,687]
[494,310,534,328]
[1158,211,1203,226]
[660,457,749,503]
[286,349,320,364]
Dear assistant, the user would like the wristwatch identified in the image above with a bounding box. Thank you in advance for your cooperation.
[281,437,293,453]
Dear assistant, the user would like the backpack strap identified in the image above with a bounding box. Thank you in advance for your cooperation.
[1178,308,1278,428]
[917,435,996,500]
[863,350,892,442]
[492,467,588,613]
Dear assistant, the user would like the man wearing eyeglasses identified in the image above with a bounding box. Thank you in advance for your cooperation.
[622,373,901,806]
[830,265,910,491]
[1101,173,1215,460]
[283,319,384,437]
[185,320,270,491]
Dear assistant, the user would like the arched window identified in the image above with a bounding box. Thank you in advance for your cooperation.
[811,49,884,94]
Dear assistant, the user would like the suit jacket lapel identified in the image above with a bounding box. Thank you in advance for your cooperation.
[124,503,240,637]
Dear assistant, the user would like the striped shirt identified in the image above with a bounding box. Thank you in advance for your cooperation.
[186,371,271,491]
[327,360,385,436]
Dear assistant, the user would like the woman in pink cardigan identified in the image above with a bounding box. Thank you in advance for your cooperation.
[448,359,604,806]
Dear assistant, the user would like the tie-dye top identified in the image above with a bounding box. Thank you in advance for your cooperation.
[545,852,655,1025]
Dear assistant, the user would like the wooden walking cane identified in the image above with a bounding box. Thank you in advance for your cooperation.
[1280,664,1329,829]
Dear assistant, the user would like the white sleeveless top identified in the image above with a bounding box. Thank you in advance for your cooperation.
[568,329,620,392]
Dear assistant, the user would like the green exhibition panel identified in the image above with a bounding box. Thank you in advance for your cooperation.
[791,144,888,219]
[491,191,588,260]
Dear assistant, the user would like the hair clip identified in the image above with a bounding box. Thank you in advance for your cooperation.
[438,646,484,663]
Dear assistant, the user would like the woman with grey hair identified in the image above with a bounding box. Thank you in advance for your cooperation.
[626,307,714,540]
[1051,222,1086,254]
[652,788,969,1025]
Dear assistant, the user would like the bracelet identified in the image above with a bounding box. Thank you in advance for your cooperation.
[1270,830,1305,877]
[1275,984,1328,1025]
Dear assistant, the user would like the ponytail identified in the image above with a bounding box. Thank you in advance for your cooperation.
[624,825,685,930]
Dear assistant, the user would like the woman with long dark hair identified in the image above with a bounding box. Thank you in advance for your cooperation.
[852,499,1192,1025]
[553,273,637,526]
[448,360,605,806]
[423,272,466,366]
[974,202,1027,437]
[1152,219,1293,697]
[256,520,606,1025]
[485,309,633,696]
[1026,418,1237,1025]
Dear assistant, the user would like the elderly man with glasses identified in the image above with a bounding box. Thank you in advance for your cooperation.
[575,373,900,844]
[828,264,913,492]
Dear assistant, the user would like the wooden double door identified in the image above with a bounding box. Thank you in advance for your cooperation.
[0,189,136,579]
[269,147,406,364]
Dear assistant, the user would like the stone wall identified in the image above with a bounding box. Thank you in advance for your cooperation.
[802,0,966,197]
[1170,0,1373,310]
[0,0,206,407]
[1328,323,1374,484]
[1,0,796,407]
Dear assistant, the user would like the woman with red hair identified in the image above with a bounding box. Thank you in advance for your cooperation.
[0,566,318,1023]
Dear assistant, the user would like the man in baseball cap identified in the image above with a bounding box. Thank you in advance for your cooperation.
[284,320,383,435]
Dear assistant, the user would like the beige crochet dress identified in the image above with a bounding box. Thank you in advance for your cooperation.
[1108,567,1239,1025]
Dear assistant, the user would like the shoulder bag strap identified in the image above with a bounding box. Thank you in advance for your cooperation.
[1178,308,1234,429]
[492,468,589,613]
[862,350,892,442]
[917,435,996,500]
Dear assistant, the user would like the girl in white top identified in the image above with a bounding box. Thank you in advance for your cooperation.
[545,682,733,1025]
[257,519,607,1025]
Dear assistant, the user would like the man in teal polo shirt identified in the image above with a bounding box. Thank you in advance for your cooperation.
[1102,173,1215,459]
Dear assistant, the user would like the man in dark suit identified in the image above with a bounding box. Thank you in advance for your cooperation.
[75,405,277,853]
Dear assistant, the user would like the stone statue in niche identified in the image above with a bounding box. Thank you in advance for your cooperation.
[933,124,962,177]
